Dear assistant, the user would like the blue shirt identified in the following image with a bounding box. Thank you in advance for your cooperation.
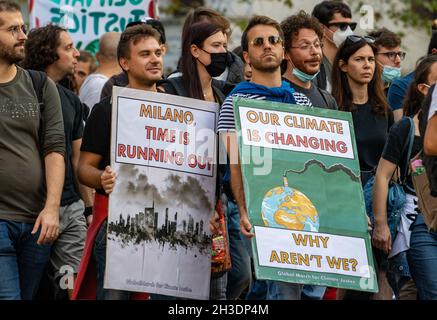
[387,72,414,111]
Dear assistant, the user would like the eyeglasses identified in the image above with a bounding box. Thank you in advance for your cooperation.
[250,36,283,47]
[0,24,27,37]
[345,35,375,45]
[327,22,357,31]
[376,51,406,61]
[290,41,323,51]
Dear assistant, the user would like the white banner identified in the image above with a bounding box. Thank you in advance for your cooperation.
[105,87,218,300]
[255,226,371,278]
[29,0,156,53]
[238,106,355,159]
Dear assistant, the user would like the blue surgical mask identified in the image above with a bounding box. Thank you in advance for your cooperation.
[382,65,401,83]
[292,67,320,83]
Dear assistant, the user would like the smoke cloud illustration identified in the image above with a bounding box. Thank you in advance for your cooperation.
[118,164,164,204]
[165,174,212,212]
[117,164,212,212]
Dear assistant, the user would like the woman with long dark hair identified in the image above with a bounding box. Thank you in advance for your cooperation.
[332,35,393,186]
[372,55,437,299]
[332,35,393,300]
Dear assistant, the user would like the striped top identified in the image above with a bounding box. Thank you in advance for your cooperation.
[217,92,312,132]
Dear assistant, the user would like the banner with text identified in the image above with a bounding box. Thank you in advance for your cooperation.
[29,0,156,54]
[105,87,218,299]
[234,98,377,292]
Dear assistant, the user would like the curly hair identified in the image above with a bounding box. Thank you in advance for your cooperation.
[22,25,66,71]
[280,10,324,52]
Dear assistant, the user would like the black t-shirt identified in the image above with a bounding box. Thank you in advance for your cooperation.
[352,101,394,172]
[292,82,327,109]
[57,85,84,206]
[283,78,337,110]
[81,96,111,196]
[82,89,165,196]
[382,117,422,195]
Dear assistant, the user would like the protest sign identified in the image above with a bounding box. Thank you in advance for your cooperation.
[29,0,156,54]
[104,86,218,299]
[234,97,378,292]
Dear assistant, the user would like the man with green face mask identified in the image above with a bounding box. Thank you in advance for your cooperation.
[368,28,405,90]
[281,11,338,111]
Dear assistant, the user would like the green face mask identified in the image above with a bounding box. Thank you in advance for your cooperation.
[292,67,320,83]
[382,65,401,84]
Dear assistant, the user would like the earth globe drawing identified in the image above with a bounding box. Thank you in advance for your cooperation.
[261,173,319,231]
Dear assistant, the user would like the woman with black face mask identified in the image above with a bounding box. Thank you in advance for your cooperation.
[161,21,229,103]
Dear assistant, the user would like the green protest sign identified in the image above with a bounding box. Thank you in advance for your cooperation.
[233,97,378,293]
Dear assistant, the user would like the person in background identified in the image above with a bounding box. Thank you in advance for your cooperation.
[169,6,244,91]
[368,28,404,91]
[388,23,437,122]
[72,50,96,95]
[79,32,121,113]
[232,46,252,81]
[312,0,355,92]
[23,24,93,300]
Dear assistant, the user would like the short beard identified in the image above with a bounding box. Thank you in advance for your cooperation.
[251,59,281,74]
[0,44,24,65]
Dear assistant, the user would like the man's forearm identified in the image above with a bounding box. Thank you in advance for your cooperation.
[44,152,65,208]
[78,164,103,190]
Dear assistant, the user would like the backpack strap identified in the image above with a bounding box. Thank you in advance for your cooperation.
[27,69,48,155]
[401,117,415,185]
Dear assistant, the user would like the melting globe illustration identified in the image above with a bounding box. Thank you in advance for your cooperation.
[261,174,319,231]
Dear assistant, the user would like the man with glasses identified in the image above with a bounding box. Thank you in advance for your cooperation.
[281,10,337,111]
[218,15,311,300]
[368,28,405,88]
[0,1,66,299]
[388,25,437,122]
[312,1,355,92]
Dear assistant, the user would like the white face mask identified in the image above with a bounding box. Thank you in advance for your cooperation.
[332,26,354,48]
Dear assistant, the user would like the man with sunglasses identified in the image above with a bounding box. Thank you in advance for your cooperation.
[281,11,338,112]
[218,15,311,300]
[0,1,66,299]
[312,1,355,92]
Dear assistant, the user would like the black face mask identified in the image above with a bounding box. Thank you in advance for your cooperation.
[199,48,229,77]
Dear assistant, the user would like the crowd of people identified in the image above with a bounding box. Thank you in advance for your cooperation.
[1,0,437,300]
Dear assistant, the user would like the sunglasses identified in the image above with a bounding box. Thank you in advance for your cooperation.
[327,22,357,31]
[250,36,283,47]
[345,35,375,45]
